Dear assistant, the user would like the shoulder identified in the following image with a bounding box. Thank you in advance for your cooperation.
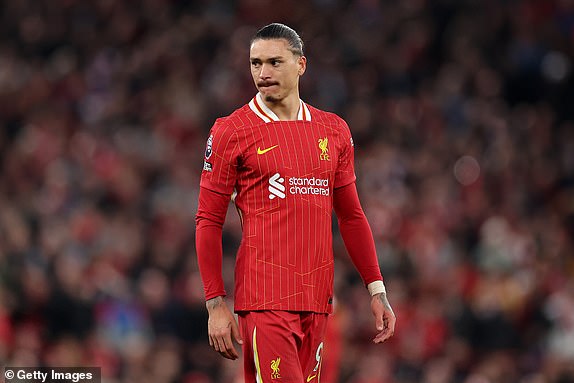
[307,104,351,133]
[213,104,257,132]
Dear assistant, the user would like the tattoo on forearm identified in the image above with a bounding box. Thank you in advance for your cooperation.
[377,293,394,313]
[206,296,223,310]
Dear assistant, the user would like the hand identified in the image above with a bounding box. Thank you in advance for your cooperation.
[206,296,243,359]
[371,292,396,343]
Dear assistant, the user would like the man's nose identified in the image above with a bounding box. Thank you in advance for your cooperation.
[259,63,272,79]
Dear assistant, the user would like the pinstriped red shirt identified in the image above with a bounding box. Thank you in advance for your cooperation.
[200,94,356,313]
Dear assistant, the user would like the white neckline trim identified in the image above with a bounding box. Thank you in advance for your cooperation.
[248,93,312,123]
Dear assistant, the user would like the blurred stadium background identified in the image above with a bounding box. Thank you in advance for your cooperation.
[1,0,573,382]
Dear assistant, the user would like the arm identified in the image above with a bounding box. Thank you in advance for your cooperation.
[333,182,396,343]
[195,186,243,359]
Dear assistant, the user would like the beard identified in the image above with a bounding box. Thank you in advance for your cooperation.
[263,93,281,103]
[258,84,283,103]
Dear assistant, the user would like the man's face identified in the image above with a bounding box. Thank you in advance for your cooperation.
[250,38,306,103]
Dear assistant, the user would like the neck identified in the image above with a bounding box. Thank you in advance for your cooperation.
[261,92,301,121]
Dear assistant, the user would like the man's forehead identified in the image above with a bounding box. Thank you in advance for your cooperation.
[250,38,293,58]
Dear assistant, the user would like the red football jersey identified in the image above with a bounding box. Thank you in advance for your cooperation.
[200,93,356,313]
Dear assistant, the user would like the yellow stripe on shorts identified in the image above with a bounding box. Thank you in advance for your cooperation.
[253,327,263,383]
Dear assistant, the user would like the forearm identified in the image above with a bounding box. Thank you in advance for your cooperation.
[333,183,383,286]
[196,220,226,299]
[195,187,231,300]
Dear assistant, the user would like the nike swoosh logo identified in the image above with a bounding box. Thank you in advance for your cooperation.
[306,374,317,382]
[257,145,279,155]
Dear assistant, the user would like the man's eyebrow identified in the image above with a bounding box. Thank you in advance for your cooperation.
[250,55,284,61]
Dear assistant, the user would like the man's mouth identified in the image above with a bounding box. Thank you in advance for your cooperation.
[258,82,279,88]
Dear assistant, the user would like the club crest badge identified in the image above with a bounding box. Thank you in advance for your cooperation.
[318,137,329,161]
[271,357,281,379]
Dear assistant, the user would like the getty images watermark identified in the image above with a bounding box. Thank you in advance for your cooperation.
[4,367,101,383]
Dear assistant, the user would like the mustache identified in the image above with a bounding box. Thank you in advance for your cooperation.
[257,81,279,87]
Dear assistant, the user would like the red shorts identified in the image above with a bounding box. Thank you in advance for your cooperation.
[238,311,328,383]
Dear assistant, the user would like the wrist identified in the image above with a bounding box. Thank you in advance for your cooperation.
[206,296,225,311]
[367,280,386,296]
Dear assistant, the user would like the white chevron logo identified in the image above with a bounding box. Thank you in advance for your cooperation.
[268,173,286,199]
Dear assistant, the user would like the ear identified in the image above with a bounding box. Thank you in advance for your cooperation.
[298,56,307,76]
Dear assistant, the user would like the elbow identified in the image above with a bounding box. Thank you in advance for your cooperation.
[195,210,225,228]
[336,206,366,225]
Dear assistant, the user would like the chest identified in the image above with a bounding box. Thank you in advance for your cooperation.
[238,121,341,178]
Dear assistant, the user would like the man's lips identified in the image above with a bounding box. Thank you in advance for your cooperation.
[258,82,279,88]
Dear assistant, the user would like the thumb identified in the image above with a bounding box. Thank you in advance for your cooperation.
[376,315,384,331]
[231,320,243,344]
[373,304,384,331]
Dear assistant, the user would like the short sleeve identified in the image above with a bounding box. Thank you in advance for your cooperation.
[200,119,241,195]
[334,119,357,189]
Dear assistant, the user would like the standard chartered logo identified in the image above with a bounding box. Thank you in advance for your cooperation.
[268,173,329,200]
[269,173,286,199]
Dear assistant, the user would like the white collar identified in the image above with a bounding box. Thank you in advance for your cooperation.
[249,93,311,122]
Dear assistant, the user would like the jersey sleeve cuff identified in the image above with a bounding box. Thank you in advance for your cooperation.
[204,289,227,301]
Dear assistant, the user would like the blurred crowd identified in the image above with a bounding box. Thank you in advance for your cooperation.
[0,0,573,382]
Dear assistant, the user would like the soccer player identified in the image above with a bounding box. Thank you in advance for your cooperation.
[195,23,396,382]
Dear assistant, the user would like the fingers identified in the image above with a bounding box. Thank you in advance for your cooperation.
[373,311,396,344]
[210,333,238,359]
[373,320,394,343]
[373,329,393,343]
[209,323,240,360]
[222,332,240,359]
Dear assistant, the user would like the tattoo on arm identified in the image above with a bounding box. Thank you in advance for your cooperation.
[206,296,224,310]
[376,293,393,312]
